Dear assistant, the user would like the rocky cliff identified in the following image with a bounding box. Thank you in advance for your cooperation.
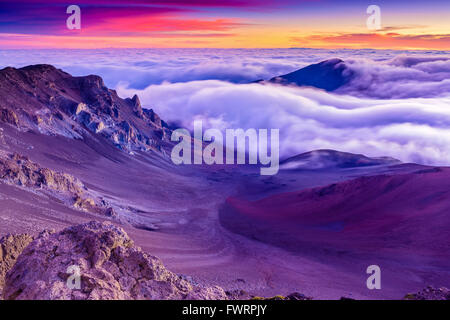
[0,65,170,153]
[0,152,115,216]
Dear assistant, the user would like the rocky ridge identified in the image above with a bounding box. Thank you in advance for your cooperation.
[0,64,171,153]
[0,152,114,216]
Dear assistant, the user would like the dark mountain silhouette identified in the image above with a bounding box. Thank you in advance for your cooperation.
[259,58,354,91]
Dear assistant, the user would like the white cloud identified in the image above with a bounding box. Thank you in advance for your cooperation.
[2,48,450,165]
[2,48,448,90]
[117,80,450,165]
[338,55,450,98]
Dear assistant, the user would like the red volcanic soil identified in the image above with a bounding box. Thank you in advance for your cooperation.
[220,168,450,295]
[222,167,450,254]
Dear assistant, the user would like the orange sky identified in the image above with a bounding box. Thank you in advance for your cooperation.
[0,1,449,50]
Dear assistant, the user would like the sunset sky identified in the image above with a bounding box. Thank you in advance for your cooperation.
[1,0,449,49]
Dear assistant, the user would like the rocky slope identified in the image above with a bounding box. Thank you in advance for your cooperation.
[0,151,115,217]
[0,152,85,193]
[2,221,227,300]
[0,65,170,153]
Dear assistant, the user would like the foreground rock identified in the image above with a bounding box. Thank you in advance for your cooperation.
[0,233,33,297]
[404,286,450,300]
[3,221,227,300]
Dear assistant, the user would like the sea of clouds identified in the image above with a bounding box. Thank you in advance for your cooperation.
[2,48,445,88]
[1,48,450,165]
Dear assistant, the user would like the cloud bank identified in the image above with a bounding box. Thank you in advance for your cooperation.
[2,48,450,165]
[339,55,450,98]
[117,79,450,166]
[2,48,447,89]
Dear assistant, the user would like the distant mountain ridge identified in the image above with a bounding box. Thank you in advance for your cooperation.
[257,58,354,91]
[0,64,170,153]
[281,149,401,170]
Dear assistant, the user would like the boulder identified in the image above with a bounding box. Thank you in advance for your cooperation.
[3,221,227,300]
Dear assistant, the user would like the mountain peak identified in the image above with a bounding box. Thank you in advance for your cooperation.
[264,58,353,91]
[19,64,58,72]
[131,94,141,107]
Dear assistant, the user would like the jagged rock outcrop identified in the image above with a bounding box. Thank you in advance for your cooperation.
[0,152,85,193]
[0,233,33,297]
[2,221,227,300]
[404,286,450,300]
[0,65,171,152]
[0,152,112,216]
[128,94,144,118]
